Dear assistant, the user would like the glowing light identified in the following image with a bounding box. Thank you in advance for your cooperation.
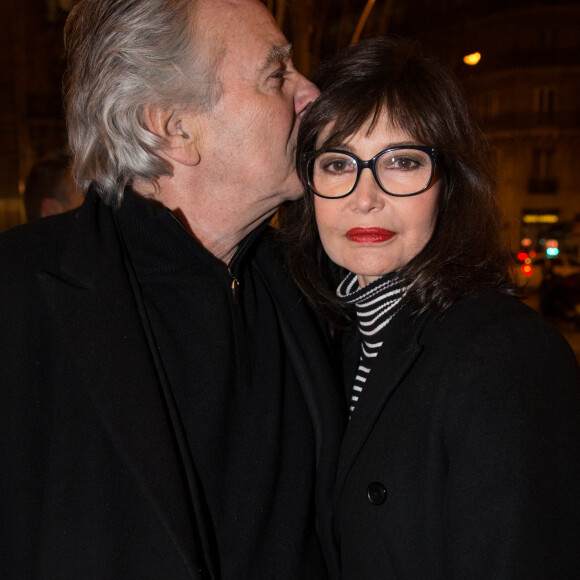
[547,247,560,257]
[530,251,537,258]
[463,52,481,66]
[522,264,533,276]
[523,214,559,224]
[517,252,528,261]
[521,238,532,247]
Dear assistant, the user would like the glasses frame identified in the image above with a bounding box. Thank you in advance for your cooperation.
[303,145,438,199]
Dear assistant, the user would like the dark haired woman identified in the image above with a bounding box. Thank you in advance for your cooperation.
[280,37,580,579]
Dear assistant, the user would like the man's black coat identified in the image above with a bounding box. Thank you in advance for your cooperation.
[0,192,345,579]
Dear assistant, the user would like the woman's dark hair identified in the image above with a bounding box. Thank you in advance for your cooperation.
[278,36,518,327]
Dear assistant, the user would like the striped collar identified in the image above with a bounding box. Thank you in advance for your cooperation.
[336,272,407,337]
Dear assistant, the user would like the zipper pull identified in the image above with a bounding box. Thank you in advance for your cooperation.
[230,274,240,305]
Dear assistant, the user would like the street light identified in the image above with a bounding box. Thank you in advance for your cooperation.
[463,52,481,66]
[351,0,378,46]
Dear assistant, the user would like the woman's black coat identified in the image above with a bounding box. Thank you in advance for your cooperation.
[336,291,580,579]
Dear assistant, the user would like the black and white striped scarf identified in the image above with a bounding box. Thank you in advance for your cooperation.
[337,272,407,416]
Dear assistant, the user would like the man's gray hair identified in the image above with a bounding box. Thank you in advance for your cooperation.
[64,0,222,206]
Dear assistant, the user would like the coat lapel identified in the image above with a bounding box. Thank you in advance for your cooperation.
[341,328,361,399]
[38,192,214,578]
[252,240,346,578]
[336,306,430,496]
[253,235,347,465]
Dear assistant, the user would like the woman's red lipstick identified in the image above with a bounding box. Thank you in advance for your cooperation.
[346,227,395,243]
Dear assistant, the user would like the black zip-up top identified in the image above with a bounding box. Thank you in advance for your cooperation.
[114,191,322,579]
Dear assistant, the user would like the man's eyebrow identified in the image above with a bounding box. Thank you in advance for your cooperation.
[260,43,293,73]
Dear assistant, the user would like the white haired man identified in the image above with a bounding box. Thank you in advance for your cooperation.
[0,0,344,578]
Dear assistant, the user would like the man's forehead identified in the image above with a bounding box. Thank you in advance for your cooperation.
[198,0,286,51]
[198,0,275,25]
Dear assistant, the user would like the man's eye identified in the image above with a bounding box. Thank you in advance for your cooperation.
[269,69,287,85]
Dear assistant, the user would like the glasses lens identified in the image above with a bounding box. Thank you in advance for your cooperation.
[310,151,358,198]
[375,148,433,196]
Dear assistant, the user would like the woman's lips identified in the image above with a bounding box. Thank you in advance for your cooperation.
[346,227,395,244]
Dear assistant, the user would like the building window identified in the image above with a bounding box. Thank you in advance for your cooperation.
[528,148,558,194]
[534,86,556,124]
[521,209,560,254]
[45,0,74,23]
[482,91,499,120]
[539,28,558,51]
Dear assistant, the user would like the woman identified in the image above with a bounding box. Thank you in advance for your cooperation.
[280,37,580,579]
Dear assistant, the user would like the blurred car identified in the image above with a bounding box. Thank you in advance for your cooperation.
[539,272,580,329]
[517,252,580,290]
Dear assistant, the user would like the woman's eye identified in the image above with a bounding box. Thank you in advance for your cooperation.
[395,157,415,168]
[386,155,421,170]
[328,161,345,172]
[322,159,355,174]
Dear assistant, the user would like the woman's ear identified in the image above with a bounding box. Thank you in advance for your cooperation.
[143,105,201,167]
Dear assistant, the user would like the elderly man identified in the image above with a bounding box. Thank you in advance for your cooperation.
[0,0,344,578]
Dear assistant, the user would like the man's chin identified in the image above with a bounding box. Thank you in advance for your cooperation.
[282,172,306,201]
[285,187,306,201]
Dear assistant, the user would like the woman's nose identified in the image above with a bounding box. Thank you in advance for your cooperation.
[349,168,384,212]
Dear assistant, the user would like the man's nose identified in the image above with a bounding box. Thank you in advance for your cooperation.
[295,74,320,116]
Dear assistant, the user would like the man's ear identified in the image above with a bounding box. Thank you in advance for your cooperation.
[143,105,201,167]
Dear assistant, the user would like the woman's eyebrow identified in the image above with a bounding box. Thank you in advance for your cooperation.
[328,140,422,153]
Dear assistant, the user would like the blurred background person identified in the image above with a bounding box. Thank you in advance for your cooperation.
[23,155,83,221]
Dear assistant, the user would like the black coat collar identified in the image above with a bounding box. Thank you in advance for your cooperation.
[336,305,431,496]
[40,190,218,578]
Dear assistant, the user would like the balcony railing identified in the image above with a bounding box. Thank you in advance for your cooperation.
[478,112,580,132]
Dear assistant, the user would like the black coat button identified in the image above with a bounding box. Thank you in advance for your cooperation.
[367,482,387,505]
